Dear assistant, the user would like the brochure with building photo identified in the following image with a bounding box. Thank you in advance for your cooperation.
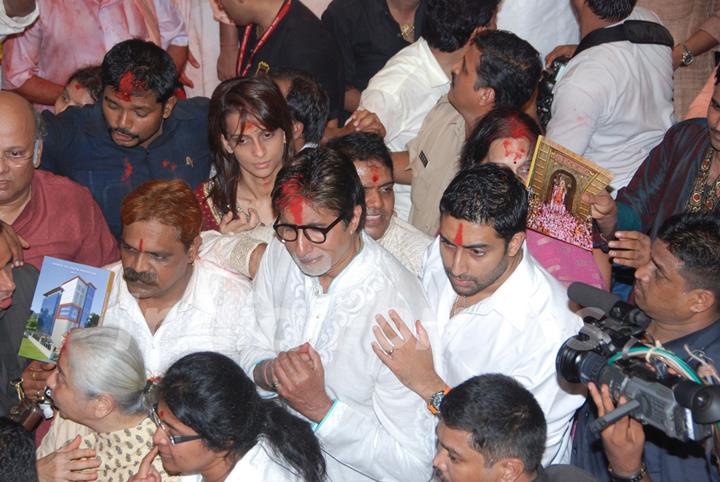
[525,136,613,251]
[19,257,114,363]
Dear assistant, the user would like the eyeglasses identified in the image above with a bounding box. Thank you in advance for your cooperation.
[148,403,202,446]
[273,214,343,244]
[0,143,37,166]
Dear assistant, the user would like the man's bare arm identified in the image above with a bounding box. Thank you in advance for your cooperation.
[12,75,63,106]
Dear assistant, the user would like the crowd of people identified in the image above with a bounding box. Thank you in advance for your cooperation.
[0,0,719,481]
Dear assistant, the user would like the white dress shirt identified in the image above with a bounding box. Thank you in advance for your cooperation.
[240,233,436,482]
[377,215,432,277]
[103,259,254,377]
[421,238,585,465]
[359,37,450,221]
[546,7,675,193]
[180,439,303,482]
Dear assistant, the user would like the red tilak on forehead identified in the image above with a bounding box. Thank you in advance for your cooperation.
[139,239,144,253]
[454,222,464,245]
[370,164,380,183]
[158,409,165,418]
[279,175,306,224]
[116,71,146,101]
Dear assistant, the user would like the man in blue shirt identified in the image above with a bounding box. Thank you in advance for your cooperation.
[40,39,211,237]
[573,212,720,482]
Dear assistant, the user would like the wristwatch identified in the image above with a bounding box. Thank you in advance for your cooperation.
[427,386,451,415]
[608,462,647,482]
[681,44,695,67]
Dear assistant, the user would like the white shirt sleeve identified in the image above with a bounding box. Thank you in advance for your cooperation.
[358,88,403,148]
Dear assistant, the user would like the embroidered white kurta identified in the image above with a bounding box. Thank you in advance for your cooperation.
[377,215,432,277]
[422,239,585,466]
[103,258,254,377]
[240,233,436,481]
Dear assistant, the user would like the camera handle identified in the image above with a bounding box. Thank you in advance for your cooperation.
[590,398,641,435]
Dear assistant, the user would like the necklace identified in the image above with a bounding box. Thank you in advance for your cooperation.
[686,147,720,213]
[400,23,415,43]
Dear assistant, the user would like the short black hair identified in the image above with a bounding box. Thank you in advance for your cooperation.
[101,39,177,103]
[440,163,527,242]
[472,30,541,110]
[272,146,366,229]
[270,69,329,144]
[460,107,541,171]
[440,374,546,473]
[326,132,393,172]
[423,0,501,53]
[658,213,720,303]
[587,0,636,22]
[68,66,103,102]
[0,417,38,482]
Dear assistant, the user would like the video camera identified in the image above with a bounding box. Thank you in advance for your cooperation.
[556,282,720,442]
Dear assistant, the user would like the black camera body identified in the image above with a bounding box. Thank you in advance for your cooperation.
[557,283,720,442]
[536,56,569,131]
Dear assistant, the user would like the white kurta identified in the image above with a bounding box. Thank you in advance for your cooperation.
[377,214,432,277]
[180,439,304,482]
[422,238,585,465]
[103,259,254,377]
[240,233,436,481]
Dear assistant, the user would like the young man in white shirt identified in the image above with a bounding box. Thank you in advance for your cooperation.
[546,0,674,192]
[239,147,436,481]
[373,164,584,465]
[103,179,254,377]
[327,131,432,276]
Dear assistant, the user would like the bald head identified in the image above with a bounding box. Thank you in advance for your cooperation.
[0,91,42,208]
[0,92,38,141]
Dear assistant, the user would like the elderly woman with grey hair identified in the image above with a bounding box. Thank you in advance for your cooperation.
[35,327,178,482]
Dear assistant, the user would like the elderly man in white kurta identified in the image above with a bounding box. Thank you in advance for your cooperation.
[239,148,436,482]
[373,164,584,466]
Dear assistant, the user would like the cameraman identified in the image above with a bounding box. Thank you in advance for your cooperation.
[573,213,720,481]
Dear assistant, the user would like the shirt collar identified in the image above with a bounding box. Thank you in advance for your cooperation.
[461,244,536,331]
[115,261,217,317]
[415,37,451,88]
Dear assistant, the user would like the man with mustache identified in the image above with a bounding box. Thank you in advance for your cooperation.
[238,147,437,481]
[102,179,254,378]
[327,131,431,275]
[39,39,211,238]
[573,213,720,481]
[372,164,584,465]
